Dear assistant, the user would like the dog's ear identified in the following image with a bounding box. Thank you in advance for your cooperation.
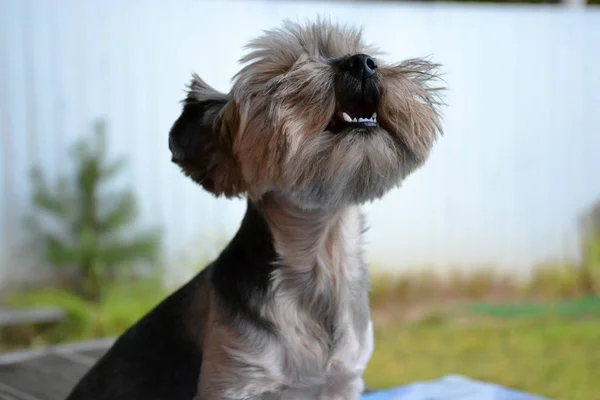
[169,74,245,197]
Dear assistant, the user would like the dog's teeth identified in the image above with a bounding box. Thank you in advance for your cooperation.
[342,112,352,123]
[352,118,357,122]
[371,112,377,120]
[358,118,366,123]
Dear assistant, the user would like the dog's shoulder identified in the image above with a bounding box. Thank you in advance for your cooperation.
[65,269,212,400]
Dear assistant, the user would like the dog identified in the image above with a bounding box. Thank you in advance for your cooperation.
[65,18,443,400]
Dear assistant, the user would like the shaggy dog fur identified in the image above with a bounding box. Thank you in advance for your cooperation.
[65,18,444,400]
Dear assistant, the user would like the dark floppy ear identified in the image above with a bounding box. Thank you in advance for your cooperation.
[169,74,245,197]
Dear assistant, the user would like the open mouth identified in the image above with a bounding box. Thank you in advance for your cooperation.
[328,105,378,134]
[341,111,377,126]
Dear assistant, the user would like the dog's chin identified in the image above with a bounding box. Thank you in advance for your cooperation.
[287,176,399,211]
[285,132,404,211]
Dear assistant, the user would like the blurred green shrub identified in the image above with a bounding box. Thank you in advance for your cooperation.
[26,119,162,302]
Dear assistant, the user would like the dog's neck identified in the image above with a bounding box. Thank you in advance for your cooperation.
[260,193,364,277]
[212,193,369,333]
[257,193,368,330]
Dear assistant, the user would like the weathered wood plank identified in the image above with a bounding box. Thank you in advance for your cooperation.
[0,354,87,400]
[0,381,39,400]
[0,340,113,400]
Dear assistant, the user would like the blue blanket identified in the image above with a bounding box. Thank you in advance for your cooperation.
[361,375,548,400]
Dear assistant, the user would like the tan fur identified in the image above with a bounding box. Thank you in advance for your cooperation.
[181,18,443,205]
[171,17,444,400]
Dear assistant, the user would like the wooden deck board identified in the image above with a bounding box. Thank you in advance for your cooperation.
[0,340,112,400]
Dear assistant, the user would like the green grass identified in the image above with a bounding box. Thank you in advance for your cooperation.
[364,316,600,400]
[0,279,167,352]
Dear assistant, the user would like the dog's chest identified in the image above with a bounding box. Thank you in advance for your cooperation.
[270,285,370,376]
[259,251,372,391]
[260,294,373,394]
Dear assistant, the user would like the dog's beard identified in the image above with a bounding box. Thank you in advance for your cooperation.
[284,129,406,209]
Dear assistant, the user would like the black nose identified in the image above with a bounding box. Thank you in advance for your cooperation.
[341,54,377,80]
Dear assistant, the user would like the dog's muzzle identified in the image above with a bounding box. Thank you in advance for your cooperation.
[329,54,381,133]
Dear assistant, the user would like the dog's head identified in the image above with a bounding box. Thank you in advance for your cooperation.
[169,19,444,209]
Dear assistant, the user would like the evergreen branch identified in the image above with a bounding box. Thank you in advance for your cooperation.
[27,118,163,301]
[97,191,138,233]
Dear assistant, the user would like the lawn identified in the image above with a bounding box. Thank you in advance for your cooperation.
[365,315,600,400]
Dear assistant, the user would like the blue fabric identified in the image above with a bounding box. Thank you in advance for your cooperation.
[361,375,549,400]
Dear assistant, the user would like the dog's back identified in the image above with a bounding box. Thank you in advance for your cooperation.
[65,270,209,400]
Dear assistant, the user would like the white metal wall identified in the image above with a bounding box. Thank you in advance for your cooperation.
[1,0,599,289]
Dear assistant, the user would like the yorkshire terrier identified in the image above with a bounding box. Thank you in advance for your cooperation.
[66,18,443,400]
